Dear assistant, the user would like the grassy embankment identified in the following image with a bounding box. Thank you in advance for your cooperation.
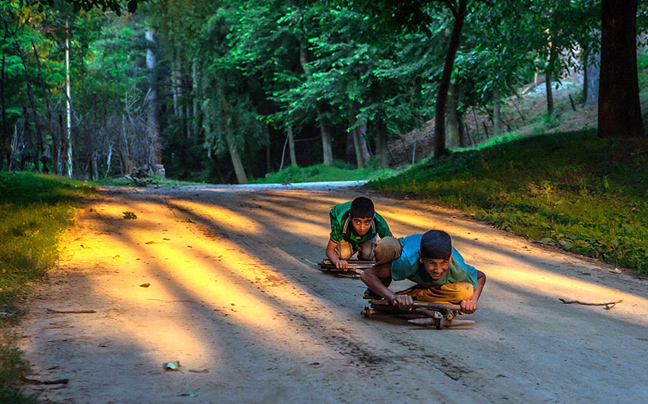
[0,172,96,403]
[250,162,397,184]
[368,130,648,276]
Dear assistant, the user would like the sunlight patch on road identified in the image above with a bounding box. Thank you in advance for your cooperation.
[170,199,261,233]
[92,214,341,366]
[482,259,648,326]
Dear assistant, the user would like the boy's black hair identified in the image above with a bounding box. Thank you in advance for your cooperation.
[420,230,452,259]
[349,197,375,218]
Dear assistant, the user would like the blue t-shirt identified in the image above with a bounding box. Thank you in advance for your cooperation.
[390,234,478,288]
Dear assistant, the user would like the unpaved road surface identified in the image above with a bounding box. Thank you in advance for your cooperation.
[18,183,648,403]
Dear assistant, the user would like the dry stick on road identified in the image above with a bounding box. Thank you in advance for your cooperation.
[559,298,623,310]
[22,377,70,385]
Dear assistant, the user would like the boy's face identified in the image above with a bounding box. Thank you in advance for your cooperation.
[419,252,451,280]
[351,216,373,236]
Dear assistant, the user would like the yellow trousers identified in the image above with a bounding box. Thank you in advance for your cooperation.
[335,239,375,260]
[397,282,474,305]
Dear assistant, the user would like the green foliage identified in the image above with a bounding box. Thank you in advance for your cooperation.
[369,131,648,275]
[122,211,137,219]
[250,163,398,184]
[0,172,93,398]
[0,334,31,385]
[0,172,94,292]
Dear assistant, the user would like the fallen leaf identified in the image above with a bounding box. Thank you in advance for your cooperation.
[140,283,151,288]
[162,361,180,371]
[145,241,156,245]
[113,255,120,260]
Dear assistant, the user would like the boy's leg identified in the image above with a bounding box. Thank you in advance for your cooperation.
[397,282,474,305]
[356,237,376,261]
[335,240,356,260]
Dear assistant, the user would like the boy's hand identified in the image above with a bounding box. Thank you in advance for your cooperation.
[459,300,477,314]
[391,294,413,310]
[335,260,349,270]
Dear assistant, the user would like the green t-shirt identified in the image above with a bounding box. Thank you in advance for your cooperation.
[329,201,392,244]
[390,234,478,288]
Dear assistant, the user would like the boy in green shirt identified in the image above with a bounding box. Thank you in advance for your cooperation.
[326,197,392,270]
[360,230,486,314]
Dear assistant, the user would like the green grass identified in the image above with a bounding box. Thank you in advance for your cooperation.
[368,130,648,275]
[0,172,96,400]
[96,174,204,188]
[250,161,398,184]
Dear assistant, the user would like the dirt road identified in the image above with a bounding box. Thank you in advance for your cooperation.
[19,183,648,403]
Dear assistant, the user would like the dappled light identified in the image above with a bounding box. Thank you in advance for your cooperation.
[19,185,648,403]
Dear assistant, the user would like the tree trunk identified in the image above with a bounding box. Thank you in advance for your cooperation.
[434,0,467,156]
[265,125,271,174]
[22,105,34,170]
[446,81,461,148]
[352,125,364,169]
[493,87,502,137]
[288,125,297,167]
[145,28,163,173]
[582,31,601,107]
[192,57,200,139]
[357,121,371,164]
[65,19,72,177]
[299,42,333,165]
[172,52,180,117]
[220,94,248,184]
[598,0,643,137]
[545,36,557,116]
[458,113,468,148]
[545,72,554,115]
[375,120,389,168]
[583,51,600,107]
[11,27,45,173]
[31,39,54,173]
[1,53,9,169]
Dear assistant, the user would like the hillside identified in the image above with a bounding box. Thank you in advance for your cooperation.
[388,71,623,166]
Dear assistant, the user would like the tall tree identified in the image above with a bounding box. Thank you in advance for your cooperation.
[597,0,644,138]
[144,26,162,174]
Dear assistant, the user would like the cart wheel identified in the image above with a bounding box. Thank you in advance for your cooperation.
[361,307,371,318]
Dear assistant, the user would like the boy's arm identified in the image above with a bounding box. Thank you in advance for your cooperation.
[460,270,486,314]
[360,263,413,309]
[325,239,348,269]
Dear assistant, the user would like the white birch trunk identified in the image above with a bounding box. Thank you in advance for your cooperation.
[65,20,73,178]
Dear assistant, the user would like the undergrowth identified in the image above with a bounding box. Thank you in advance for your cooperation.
[368,131,648,275]
[0,172,96,401]
[250,161,398,184]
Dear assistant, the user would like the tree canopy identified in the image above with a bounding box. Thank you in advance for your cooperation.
[1,0,645,182]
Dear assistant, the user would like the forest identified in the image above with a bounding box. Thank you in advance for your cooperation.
[1,0,646,184]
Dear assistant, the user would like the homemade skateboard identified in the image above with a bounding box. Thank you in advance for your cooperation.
[361,298,475,329]
[317,259,374,278]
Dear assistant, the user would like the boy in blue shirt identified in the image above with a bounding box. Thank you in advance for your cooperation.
[325,197,392,270]
[360,230,486,314]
